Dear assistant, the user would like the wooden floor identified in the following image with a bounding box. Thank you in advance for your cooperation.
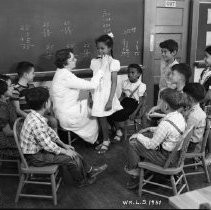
[0,131,211,209]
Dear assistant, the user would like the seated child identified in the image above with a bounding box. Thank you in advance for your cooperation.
[200,46,211,164]
[183,83,206,152]
[146,63,192,126]
[108,64,146,141]
[0,79,19,159]
[0,74,19,99]
[20,87,107,187]
[13,61,35,117]
[12,61,58,132]
[124,88,186,189]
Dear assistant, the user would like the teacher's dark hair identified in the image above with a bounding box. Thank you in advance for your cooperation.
[54,48,74,69]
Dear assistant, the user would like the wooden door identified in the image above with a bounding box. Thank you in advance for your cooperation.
[143,0,190,105]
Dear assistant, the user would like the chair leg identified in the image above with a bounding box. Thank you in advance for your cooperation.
[15,173,25,203]
[51,173,57,206]
[182,170,189,192]
[134,121,137,132]
[67,131,71,145]
[138,168,145,197]
[170,175,177,196]
[17,160,21,178]
[202,156,211,183]
[124,126,127,142]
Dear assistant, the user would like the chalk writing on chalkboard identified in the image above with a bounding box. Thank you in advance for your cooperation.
[42,22,52,38]
[134,40,140,56]
[62,20,73,35]
[121,39,130,57]
[102,9,112,34]
[20,24,34,50]
[82,42,91,57]
[0,0,144,74]
[123,27,136,35]
[45,44,54,58]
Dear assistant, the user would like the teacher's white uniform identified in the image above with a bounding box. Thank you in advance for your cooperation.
[50,68,102,144]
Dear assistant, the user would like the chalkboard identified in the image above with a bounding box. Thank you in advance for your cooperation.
[0,0,144,74]
[196,2,211,60]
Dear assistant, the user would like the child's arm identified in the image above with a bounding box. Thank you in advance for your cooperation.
[138,126,157,134]
[105,71,117,111]
[119,92,125,102]
[129,96,144,120]
[50,130,75,151]
[12,100,28,118]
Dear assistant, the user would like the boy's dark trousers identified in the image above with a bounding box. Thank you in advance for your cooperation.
[126,135,180,170]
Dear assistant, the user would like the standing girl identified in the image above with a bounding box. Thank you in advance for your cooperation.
[90,34,123,154]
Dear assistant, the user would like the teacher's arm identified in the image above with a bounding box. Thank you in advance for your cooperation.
[65,70,102,90]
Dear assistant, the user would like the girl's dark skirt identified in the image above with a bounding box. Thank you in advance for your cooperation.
[108,97,138,123]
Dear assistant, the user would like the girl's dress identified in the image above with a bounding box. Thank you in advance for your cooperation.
[90,57,123,117]
[50,68,102,144]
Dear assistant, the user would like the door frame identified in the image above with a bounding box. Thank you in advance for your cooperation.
[143,0,156,108]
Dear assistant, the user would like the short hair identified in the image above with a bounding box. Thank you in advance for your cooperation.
[205,46,211,55]
[54,48,73,69]
[160,88,184,110]
[16,61,34,78]
[183,83,205,102]
[0,74,10,82]
[0,80,8,97]
[159,39,178,53]
[95,34,114,57]
[171,63,192,82]
[25,87,50,111]
[127,64,143,75]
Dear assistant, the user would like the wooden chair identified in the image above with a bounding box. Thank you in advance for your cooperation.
[184,118,211,183]
[122,92,147,141]
[13,118,62,206]
[0,132,20,177]
[138,126,194,199]
[58,126,78,145]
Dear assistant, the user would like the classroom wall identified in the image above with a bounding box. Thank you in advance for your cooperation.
[5,0,200,107]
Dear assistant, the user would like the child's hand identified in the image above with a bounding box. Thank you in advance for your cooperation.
[129,133,138,140]
[63,144,75,151]
[105,100,112,111]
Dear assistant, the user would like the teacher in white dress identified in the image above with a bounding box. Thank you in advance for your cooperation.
[50,48,105,144]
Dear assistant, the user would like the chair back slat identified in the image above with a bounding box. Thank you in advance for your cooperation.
[13,117,29,169]
[164,126,194,169]
[200,118,211,153]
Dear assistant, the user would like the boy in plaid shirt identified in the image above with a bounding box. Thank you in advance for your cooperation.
[20,87,107,187]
